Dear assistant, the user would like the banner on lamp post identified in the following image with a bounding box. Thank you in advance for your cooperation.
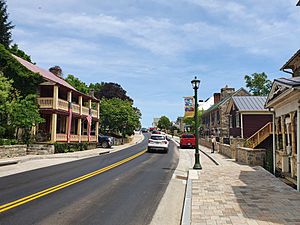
[184,96,195,118]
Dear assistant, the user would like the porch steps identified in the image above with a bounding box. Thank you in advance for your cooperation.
[245,122,273,149]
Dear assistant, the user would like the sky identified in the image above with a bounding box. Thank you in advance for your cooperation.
[7,0,300,127]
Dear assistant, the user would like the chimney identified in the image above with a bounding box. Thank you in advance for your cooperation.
[49,66,63,77]
[220,85,235,100]
[89,89,95,98]
[213,93,221,104]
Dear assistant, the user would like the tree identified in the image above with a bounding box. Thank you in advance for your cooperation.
[92,82,133,102]
[9,44,33,63]
[10,94,44,142]
[0,44,43,96]
[65,74,89,94]
[157,116,171,130]
[183,109,203,133]
[100,98,141,136]
[0,0,14,48]
[244,72,272,96]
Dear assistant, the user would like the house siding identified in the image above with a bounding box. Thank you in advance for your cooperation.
[242,114,272,138]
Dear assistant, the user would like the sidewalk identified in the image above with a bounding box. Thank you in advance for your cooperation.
[185,145,300,225]
[0,132,144,177]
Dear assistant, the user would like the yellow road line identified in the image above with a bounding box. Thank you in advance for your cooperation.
[0,149,147,213]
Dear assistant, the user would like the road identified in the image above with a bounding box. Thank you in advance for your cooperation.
[0,134,179,225]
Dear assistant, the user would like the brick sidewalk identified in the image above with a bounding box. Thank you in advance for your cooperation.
[189,145,300,225]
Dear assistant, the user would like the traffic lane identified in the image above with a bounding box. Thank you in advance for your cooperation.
[0,134,149,206]
[0,141,179,225]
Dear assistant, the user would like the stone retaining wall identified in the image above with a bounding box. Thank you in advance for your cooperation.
[27,144,55,155]
[0,145,27,158]
[199,138,212,149]
[236,147,266,166]
[217,143,232,158]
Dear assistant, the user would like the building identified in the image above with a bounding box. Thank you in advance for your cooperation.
[266,49,300,190]
[199,96,214,111]
[14,55,100,143]
[152,118,160,128]
[227,96,272,140]
[201,86,250,141]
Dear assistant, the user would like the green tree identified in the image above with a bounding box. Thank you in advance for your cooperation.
[65,74,89,94]
[0,44,43,96]
[157,116,171,130]
[9,44,32,63]
[183,109,203,133]
[244,72,272,96]
[10,94,44,142]
[100,98,141,136]
[92,82,133,102]
[0,0,14,48]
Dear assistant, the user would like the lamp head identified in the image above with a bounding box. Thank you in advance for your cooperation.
[191,76,200,89]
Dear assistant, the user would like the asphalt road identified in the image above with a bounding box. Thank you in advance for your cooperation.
[0,134,179,225]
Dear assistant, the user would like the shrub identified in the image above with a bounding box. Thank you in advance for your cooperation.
[54,142,89,153]
[0,138,18,145]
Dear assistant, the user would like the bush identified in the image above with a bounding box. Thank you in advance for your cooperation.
[54,142,88,153]
[0,138,18,145]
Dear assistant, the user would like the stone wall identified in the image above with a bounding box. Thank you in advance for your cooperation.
[27,144,55,155]
[230,138,246,160]
[199,138,212,149]
[217,143,232,158]
[112,136,133,146]
[0,145,27,158]
[236,147,266,166]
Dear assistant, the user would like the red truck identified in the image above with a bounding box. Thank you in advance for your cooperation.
[180,134,196,149]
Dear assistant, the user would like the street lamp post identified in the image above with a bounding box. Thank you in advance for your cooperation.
[191,76,202,170]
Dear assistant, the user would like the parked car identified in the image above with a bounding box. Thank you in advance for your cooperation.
[180,134,196,149]
[148,134,169,153]
[141,128,148,133]
[98,134,113,148]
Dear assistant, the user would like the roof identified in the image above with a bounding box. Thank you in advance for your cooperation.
[297,0,300,6]
[280,49,300,71]
[232,96,268,111]
[202,87,250,115]
[274,76,300,88]
[13,55,76,91]
[13,55,98,101]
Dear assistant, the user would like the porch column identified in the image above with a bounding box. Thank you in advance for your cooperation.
[290,112,296,178]
[78,118,82,143]
[297,107,300,191]
[88,99,92,109]
[97,102,100,119]
[240,113,244,139]
[53,85,59,109]
[272,112,276,175]
[281,115,289,172]
[281,115,286,153]
[78,96,83,142]
[51,113,57,143]
[95,121,99,138]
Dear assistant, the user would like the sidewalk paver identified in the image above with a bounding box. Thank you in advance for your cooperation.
[188,145,300,225]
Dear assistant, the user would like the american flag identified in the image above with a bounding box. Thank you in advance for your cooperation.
[67,102,72,143]
[87,109,92,142]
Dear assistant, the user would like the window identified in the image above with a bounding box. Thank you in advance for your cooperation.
[150,135,166,140]
[236,113,240,128]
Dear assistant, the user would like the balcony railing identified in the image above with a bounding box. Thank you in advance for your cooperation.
[37,97,98,118]
[245,122,273,149]
[55,134,97,142]
[38,97,53,108]
[58,99,68,111]
[72,104,80,114]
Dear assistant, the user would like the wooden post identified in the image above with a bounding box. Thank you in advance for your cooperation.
[281,115,286,153]
[78,118,82,143]
[53,85,59,110]
[51,113,57,143]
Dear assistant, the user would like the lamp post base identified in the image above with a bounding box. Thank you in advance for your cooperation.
[193,153,202,170]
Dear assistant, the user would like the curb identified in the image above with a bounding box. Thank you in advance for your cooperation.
[0,160,19,166]
[181,173,192,225]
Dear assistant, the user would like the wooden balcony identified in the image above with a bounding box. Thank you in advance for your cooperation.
[38,97,53,108]
[245,122,273,149]
[37,97,98,118]
[56,133,67,142]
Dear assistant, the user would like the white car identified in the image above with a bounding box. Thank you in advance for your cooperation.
[148,134,169,153]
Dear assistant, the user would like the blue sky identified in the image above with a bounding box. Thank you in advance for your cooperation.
[8,0,300,127]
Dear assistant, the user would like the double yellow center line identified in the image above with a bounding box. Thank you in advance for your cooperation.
[0,149,147,213]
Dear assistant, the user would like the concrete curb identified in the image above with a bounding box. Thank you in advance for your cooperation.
[181,174,192,225]
[0,160,19,166]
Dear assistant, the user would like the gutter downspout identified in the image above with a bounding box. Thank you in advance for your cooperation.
[282,68,294,76]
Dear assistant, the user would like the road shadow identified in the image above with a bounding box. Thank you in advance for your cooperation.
[231,168,300,224]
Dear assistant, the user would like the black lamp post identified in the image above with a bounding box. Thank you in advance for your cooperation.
[191,76,202,170]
